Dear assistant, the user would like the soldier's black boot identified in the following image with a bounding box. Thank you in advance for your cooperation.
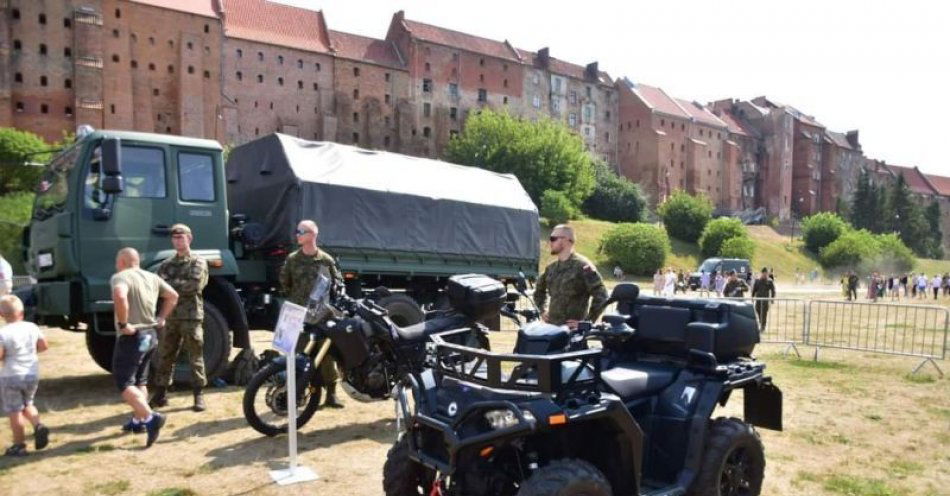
[192,387,206,412]
[149,386,168,409]
[323,383,344,409]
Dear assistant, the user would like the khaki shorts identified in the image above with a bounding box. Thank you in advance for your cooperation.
[0,375,39,414]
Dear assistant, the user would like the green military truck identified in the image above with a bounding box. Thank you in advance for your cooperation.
[20,129,539,383]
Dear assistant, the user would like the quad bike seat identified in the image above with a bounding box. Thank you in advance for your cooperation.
[395,313,471,343]
[600,361,680,399]
[514,322,571,354]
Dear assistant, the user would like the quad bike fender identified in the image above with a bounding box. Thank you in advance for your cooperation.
[743,379,783,431]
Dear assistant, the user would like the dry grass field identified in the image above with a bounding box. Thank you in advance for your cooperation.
[0,319,947,496]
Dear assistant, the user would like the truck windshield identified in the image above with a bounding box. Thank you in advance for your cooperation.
[33,144,81,221]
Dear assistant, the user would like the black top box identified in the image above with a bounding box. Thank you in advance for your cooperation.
[446,274,506,321]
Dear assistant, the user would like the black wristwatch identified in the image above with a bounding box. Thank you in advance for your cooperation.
[118,322,128,329]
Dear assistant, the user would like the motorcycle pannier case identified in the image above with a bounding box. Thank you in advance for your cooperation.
[446,274,506,321]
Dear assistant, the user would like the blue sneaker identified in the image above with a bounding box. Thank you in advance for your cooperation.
[145,413,166,448]
[121,418,145,434]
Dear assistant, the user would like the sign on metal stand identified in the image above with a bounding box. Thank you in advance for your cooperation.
[269,301,319,485]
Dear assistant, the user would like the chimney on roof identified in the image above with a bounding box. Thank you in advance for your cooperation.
[395,10,405,21]
[585,62,599,81]
[846,130,860,150]
[537,47,550,69]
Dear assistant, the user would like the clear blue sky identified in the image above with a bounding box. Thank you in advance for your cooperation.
[280,0,949,176]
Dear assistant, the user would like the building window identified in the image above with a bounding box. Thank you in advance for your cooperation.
[450,107,458,120]
[353,89,359,99]
[237,49,243,58]
[478,89,487,102]
[423,103,431,117]
[553,78,562,92]
[11,9,19,20]
[384,136,391,148]
[315,62,321,71]
[452,52,459,61]
[115,8,121,18]
[188,66,194,74]
[479,74,484,82]
[168,65,174,74]
[168,40,174,48]
[277,77,284,86]
[203,70,210,79]
[131,60,138,69]
[353,67,360,77]
[606,132,610,143]
[385,116,391,126]
[15,102,23,112]
[65,106,73,116]
[422,79,433,93]
[503,79,508,88]
[148,63,155,71]
[153,88,159,96]
[112,29,120,38]
[39,44,47,55]
[449,83,458,97]
[313,83,319,91]
[257,74,263,83]
[385,94,391,104]
[63,17,71,28]
[64,47,71,58]
[41,104,49,114]
[423,127,431,138]
[13,40,21,51]
[297,80,303,89]
[552,97,561,112]
[14,73,22,83]
[38,13,47,25]
[586,86,592,98]
[204,23,209,33]
[569,113,577,127]
[479,58,485,66]
[255,128,260,136]
[269,102,274,109]
[425,62,430,72]
[385,72,391,82]
[295,59,302,69]
[314,106,319,114]
[533,73,539,85]
[584,127,591,137]
[660,119,665,127]
[605,110,611,121]
[278,55,284,65]
[570,91,577,105]
[40,76,47,86]
[503,96,508,105]
[533,95,541,108]
[352,132,359,143]
[353,112,359,123]
[64,78,71,88]
[258,51,264,61]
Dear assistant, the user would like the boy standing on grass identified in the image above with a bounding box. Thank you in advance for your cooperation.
[0,295,50,456]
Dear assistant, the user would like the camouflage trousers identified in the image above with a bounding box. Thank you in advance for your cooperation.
[153,320,206,387]
[297,329,340,385]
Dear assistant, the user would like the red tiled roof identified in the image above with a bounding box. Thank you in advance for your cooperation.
[887,164,939,195]
[402,18,521,61]
[925,174,950,196]
[825,131,853,150]
[129,0,218,18]
[628,83,689,119]
[221,0,331,53]
[329,30,404,69]
[676,99,727,128]
[715,109,756,138]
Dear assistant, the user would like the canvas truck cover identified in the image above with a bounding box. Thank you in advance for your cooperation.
[226,134,540,264]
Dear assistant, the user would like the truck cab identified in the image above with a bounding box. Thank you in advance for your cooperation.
[24,129,248,382]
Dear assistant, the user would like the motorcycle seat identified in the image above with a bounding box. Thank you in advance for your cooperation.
[515,322,571,354]
[395,313,470,343]
[600,361,680,400]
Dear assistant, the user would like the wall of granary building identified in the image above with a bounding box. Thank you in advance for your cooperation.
[791,120,824,216]
[686,122,727,207]
[332,58,410,152]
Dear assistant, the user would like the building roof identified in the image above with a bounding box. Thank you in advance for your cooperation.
[519,50,612,86]
[825,131,854,150]
[128,0,218,18]
[924,173,950,196]
[715,108,758,138]
[887,164,939,196]
[623,81,690,119]
[400,16,521,62]
[752,96,824,128]
[220,0,331,53]
[329,30,404,69]
[676,99,727,128]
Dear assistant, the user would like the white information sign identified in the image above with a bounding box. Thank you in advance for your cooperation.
[269,301,319,486]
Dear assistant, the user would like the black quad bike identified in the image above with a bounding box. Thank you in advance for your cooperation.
[386,283,783,496]
[242,273,506,436]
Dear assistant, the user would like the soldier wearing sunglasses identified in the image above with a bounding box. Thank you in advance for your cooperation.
[533,225,609,330]
[278,220,345,408]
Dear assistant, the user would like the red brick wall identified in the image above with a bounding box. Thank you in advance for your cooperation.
[333,58,409,151]
[792,120,823,216]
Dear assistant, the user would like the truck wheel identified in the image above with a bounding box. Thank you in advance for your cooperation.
[85,329,116,372]
[517,458,612,496]
[382,435,435,496]
[171,302,231,386]
[687,417,765,496]
[378,294,424,327]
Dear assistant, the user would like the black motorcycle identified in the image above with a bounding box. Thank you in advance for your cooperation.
[242,273,507,436]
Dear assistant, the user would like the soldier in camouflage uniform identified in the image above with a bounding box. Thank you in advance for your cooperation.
[149,224,210,412]
[279,220,345,408]
[534,225,609,329]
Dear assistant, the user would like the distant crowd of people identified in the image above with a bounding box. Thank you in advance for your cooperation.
[842,271,950,301]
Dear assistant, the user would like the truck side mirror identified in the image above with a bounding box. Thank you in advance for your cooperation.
[101,138,122,176]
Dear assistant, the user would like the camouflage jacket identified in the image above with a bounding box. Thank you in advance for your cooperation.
[278,248,343,307]
[157,252,209,321]
[533,252,609,326]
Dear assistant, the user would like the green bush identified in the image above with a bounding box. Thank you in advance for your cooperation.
[0,192,34,274]
[0,127,51,196]
[699,217,748,257]
[801,212,849,254]
[540,190,577,225]
[600,223,670,276]
[818,230,915,273]
[719,236,756,259]
[657,191,713,242]
[874,233,915,273]
[581,161,647,223]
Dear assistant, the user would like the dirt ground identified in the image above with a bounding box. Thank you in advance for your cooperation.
[0,318,948,495]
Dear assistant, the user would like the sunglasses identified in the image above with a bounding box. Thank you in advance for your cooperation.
[295,229,314,236]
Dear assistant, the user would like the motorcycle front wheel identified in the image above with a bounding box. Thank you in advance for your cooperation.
[242,360,324,437]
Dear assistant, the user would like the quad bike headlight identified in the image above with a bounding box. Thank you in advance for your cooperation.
[484,409,519,430]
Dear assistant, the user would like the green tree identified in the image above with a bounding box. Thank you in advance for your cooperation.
[581,161,647,223]
[600,223,670,276]
[445,109,595,208]
[820,229,880,270]
[886,175,929,256]
[849,169,874,231]
[801,212,849,254]
[0,192,35,273]
[657,190,714,242]
[719,236,756,259]
[699,217,748,257]
[539,189,577,225]
[924,200,944,259]
[0,127,52,195]
[874,233,916,273]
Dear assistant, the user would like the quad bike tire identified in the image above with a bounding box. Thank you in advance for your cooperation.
[242,360,323,437]
[687,417,765,496]
[382,435,436,496]
[377,294,425,327]
[517,458,612,496]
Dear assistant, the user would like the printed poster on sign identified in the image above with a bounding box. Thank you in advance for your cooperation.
[273,301,307,354]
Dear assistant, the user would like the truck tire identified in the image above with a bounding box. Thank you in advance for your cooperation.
[378,294,424,327]
[517,458,612,496]
[85,329,116,372]
[170,302,231,386]
[687,417,765,496]
[382,435,435,496]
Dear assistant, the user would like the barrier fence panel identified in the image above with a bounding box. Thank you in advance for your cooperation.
[722,297,807,356]
[806,300,947,376]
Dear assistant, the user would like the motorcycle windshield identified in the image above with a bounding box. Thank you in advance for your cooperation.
[306,269,332,324]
